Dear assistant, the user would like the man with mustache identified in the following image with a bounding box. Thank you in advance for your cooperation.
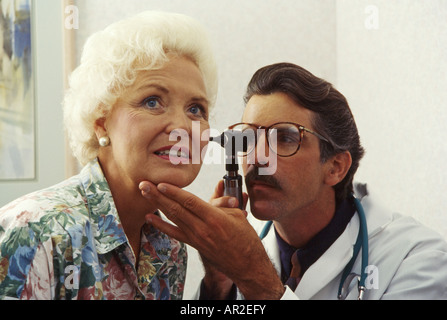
[140,63,447,300]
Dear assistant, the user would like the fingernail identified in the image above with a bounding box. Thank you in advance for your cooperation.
[229,198,237,207]
[139,182,150,194]
[157,184,167,193]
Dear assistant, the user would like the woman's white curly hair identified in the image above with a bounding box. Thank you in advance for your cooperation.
[63,11,218,165]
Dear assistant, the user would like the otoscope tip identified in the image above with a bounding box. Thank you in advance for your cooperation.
[209,133,225,147]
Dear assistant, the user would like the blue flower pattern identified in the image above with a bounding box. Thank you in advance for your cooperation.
[0,159,187,300]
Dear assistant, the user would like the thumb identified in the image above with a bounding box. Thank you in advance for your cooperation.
[210,180,225,201]
[242,192,249,210]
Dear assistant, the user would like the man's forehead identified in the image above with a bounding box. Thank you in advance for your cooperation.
[242,93,314,127]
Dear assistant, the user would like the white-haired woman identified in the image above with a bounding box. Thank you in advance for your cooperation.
[0,11,217,300]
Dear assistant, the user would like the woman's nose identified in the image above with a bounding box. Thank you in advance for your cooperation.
[165,110,192,136]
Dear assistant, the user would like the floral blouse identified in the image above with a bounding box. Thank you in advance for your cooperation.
[0,159,187,300]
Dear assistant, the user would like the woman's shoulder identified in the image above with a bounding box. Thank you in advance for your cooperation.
[0,176,89,241]
[0,176,93,299]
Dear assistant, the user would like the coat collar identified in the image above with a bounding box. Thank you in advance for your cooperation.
[296,214,359,299]
[261,184,393,299]
[262,215,358,299]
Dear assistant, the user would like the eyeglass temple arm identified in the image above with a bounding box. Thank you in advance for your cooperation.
[302,127,330,143]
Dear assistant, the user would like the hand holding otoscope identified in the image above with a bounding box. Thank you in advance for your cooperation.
[210,129,250,210]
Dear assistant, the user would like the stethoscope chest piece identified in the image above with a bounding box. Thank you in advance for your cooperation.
[338,273,360,300]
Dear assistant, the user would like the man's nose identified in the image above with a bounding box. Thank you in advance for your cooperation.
[253,130,271,167]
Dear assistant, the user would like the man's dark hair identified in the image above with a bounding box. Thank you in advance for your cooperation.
[244,62,365,202]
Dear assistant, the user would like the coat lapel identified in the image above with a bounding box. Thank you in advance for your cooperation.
[261,215,360,300]
[296,214,359,299]
[259,184,394,300]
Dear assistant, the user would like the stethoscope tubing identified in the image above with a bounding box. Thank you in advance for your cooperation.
[259,195,368,300]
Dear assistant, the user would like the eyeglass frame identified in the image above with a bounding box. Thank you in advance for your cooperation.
[228,121,330,157]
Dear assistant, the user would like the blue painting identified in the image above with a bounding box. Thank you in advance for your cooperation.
[0,0,34,180]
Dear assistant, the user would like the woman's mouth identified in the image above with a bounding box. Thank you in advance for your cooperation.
[154,146,191,162]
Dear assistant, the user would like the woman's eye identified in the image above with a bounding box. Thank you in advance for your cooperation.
[142,97,161,109]
[189,105,200,114]
[188,104,207,118]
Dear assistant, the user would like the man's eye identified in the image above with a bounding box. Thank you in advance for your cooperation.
[276,132,300,144]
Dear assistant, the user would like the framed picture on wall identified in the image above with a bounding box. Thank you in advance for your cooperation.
[0,0,35,180]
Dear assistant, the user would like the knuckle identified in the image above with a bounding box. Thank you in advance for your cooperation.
[195,228,212,241]
[228,208,246,219]
[182,196,198,211]
[164,202,181,219]
[210,197,225,208]
[209,198,220,207]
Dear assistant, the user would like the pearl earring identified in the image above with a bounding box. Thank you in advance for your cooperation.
[99,136,110,147]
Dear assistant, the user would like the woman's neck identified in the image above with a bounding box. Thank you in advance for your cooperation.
[97,157,158,261]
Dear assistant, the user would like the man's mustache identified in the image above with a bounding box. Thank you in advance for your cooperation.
[245,167,281,190]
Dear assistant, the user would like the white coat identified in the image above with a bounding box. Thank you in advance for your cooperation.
[258,186,447,300]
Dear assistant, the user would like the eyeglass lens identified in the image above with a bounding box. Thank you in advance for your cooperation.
[230,123,302,157]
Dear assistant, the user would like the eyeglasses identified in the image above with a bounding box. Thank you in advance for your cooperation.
[228,122,330,157]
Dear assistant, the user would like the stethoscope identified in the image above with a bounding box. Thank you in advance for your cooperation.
[259,194,369,300]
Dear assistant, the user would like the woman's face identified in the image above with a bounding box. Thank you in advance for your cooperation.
[96,56,210,190]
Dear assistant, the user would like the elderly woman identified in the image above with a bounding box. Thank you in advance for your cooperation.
[0,11,217,300]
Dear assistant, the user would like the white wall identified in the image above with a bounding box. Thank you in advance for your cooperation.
[336,0,447,239]
[0,0,66,206]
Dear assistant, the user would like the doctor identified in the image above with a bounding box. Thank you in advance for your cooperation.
[140,63,447,299]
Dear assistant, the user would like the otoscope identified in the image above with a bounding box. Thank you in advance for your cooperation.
[210,130,249,210]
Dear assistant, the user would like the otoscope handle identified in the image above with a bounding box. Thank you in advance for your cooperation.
[223,173,244,210]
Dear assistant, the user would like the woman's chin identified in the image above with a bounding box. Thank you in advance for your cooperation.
[147,172,197,188]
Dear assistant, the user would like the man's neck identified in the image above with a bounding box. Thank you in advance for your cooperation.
[273,190,337,248]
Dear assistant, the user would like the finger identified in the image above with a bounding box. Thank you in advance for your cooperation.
[210,196,239,208]
[140,180,197,229]
[139,181,155,197]
[140,180,220,248]
[146,213,189,244]
[210,180,225,200]
[242,192,249,210]
[157,183,215,221]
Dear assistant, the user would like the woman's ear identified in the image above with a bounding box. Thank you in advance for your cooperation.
[94,117,107,140]
[324,151,352,187]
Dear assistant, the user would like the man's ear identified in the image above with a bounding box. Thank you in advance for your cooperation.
[324,151,352,187]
